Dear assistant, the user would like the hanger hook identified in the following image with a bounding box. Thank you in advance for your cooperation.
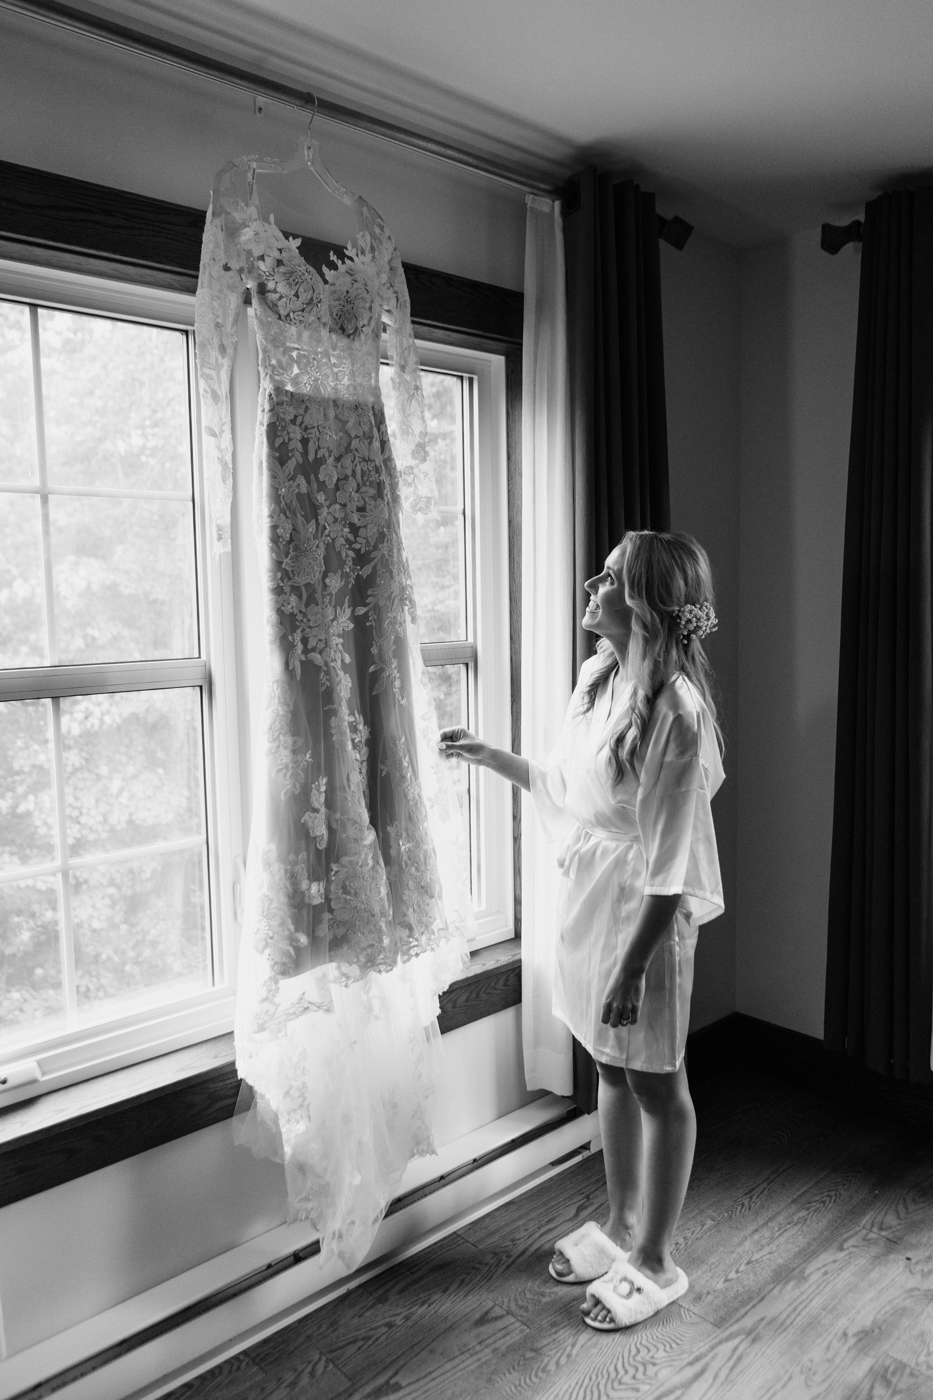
[306,92,318,142]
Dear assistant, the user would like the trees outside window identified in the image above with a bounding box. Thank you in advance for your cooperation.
[0,269,511,1102]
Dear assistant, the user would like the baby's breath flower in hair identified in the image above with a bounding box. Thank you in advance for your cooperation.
[672,601,718,644]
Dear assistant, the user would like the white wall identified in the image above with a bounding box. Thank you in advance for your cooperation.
[0,12,526,290]
[736,232,861,1036]
[662,233,742,1030]
[0,1006,533,1356]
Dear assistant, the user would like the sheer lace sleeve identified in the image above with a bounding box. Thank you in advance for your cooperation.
[383,240,434,516]
[195,190,247,553]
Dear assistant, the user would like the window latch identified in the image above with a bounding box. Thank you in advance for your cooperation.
[0,1060,42,1094]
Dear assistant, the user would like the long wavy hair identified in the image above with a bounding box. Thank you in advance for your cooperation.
[580,530,723,782]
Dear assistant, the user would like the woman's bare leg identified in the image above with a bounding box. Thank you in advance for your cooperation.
[581,1062,695,1321]
[596,1060,644,1245]
[551,1060,642,1277]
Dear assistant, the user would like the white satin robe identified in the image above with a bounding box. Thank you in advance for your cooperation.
[530,661,724,1072]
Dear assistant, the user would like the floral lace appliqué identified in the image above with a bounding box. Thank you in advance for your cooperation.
[197,159,470,1275]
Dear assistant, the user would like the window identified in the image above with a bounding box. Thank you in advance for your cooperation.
[231,322,513,948]
[0,264,512,1106]
[0,262,243,1105]
[381,346,513,946]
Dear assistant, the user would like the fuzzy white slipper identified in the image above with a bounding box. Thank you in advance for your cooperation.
[583,1259,688,1329]
[548,1221,630,1284]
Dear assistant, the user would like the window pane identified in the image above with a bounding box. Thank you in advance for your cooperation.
[71,846,210,1015]
[0,700,56,872]
[0,295,222,1065]
[0,300,36,484]
[423,663,471,868]
[49,495,197,664]
[380,365,467,643]
[0,492,46,667]
[403,511,464,641]
[419,371,462,510]
[39,309,192,493]
[0,875,64,1043]
[423,662,466,731]
[62,688,205,859]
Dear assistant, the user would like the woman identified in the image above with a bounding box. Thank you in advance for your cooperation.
[439,530,724,1330]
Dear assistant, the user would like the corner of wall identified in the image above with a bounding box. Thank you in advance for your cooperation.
[661,231,741,1029]
[736,229,860,1037]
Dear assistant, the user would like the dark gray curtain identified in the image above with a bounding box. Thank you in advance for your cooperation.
[562,170,673,1109]
[563,170,672,677]
[825,186,933,1083]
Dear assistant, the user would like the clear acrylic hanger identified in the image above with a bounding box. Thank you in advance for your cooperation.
[247,100,357,208]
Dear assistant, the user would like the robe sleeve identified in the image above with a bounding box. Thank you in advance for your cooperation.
[528,658,600,848]
[383,240,434,516]
[635,690,724,925]
[194,189,246,553]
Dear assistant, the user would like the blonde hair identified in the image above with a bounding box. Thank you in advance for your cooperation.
[580,530,723,782]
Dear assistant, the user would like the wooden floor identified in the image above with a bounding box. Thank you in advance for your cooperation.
[163,1067,933,1400]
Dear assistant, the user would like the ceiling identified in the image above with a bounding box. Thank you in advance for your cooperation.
[73,0,933,243]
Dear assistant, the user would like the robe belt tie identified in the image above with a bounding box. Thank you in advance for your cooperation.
[556,824,642,883]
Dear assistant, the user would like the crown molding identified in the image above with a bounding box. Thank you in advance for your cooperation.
[60,0,575,182]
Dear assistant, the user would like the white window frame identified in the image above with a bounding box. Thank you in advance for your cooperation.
[233,321,514,949]
[0,260,245,1107]
[410,341,513,948]
[0,272,513,1106]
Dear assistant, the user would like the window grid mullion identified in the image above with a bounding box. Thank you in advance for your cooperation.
[455,377,469,645]
[49,696,78,1022]
[0,482,193,503]
[0,833,208,888]
[29,305,58,668]
[459,375,481,903]
[0,658,209,702]
[71,832,206,871]
[0,858,61,887]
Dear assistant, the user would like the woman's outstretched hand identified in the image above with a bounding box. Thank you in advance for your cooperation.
[438,726,487,766]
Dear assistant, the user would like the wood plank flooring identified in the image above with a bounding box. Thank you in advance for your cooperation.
[162,1067,933,1400]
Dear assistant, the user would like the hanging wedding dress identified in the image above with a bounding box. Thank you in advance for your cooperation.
[195,156,470,1269]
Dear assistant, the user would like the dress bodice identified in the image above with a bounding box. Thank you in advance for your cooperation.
[195,159,433,551]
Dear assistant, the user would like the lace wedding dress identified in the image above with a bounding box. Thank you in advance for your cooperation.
[195,159,470,1268]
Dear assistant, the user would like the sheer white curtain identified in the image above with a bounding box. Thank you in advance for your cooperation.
[521,194,575,1095]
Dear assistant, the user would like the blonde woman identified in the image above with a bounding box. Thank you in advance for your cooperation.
[439,530,724,1330]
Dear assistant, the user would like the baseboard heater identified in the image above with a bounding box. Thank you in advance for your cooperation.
[11,1102,584,1400]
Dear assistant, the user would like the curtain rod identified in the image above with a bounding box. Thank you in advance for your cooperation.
[1,0,559,197]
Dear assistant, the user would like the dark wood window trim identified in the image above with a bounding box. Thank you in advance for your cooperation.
[0,941,522,1208]
[0,159,523,333]
[0,160,524,1206]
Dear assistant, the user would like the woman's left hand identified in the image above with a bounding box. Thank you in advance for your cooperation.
[601,964,646,1028]
[600,894,679,1029]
